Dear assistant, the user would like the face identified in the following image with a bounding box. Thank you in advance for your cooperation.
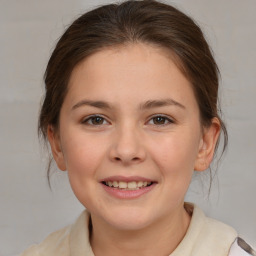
[48,43,219,231]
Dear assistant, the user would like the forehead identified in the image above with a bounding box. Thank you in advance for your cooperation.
[69,43,175,81]
[66,43,198,111]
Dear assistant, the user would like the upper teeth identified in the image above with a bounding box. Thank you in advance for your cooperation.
[105,181,152,190]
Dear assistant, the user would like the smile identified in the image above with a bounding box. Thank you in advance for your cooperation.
[101,177,157,199]
[102,181,153,190]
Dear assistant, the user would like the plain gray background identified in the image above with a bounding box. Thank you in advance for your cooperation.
[0,0,255,255]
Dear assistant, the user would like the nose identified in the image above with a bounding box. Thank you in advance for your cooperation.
[108,123,146,166]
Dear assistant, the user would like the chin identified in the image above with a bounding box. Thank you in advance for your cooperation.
[103,207,156,231]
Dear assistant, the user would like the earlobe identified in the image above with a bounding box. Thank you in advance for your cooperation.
[194,118,221,172]
[47,125,66,171]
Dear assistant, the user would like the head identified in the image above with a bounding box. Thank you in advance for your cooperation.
[38,0,226,229]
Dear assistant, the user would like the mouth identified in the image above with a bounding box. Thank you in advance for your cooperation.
[100,176,157,199]
[101,180,154,190]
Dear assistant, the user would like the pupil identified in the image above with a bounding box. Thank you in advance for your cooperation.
[154,117,165,124]
[92,117,103,125]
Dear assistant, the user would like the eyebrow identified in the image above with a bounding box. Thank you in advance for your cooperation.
[71,98,186,111]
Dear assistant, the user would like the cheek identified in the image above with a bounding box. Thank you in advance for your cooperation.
[148,129,200,177]
[60,133,108,208]
[61,132,106,184]
[153,136,198,168]
[151,134,200,202]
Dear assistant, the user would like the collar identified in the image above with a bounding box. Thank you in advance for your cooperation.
[69,203,237,256]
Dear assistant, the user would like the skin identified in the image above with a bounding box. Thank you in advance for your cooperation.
[48,43,220,256]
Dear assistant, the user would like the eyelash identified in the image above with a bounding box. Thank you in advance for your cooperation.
[81,114,174,127]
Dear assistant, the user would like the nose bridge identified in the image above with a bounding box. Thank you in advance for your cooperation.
[109,119,146,164]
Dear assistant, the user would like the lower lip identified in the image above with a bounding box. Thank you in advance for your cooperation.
[101,183,157,199]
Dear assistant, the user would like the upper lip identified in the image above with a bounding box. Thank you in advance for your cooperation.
[100,176,156,183]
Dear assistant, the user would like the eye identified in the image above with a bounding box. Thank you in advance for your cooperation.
[148,115,174,126]
[81,115,109,126]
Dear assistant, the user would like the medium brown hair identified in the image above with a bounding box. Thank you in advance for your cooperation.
[39,0,227,184]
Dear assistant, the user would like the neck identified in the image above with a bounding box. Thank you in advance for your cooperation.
[90,205,191,256]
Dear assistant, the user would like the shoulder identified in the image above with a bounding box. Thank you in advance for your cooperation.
[192,204,238,243]
[184,203,238,255]
[228,237,256,256]
[20,210,90,256]
[189,204,255,256]
[203,213,238,239]
[20,225,72,256]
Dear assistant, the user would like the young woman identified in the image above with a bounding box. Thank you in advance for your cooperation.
[21,1,255,255]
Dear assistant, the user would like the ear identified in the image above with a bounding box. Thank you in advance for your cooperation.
[194,117,221,171]
[47,125,66,171]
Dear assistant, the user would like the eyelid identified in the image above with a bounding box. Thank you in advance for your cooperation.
[81,114,175,127]
[147,114,175,126]
[81,114,110,125]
